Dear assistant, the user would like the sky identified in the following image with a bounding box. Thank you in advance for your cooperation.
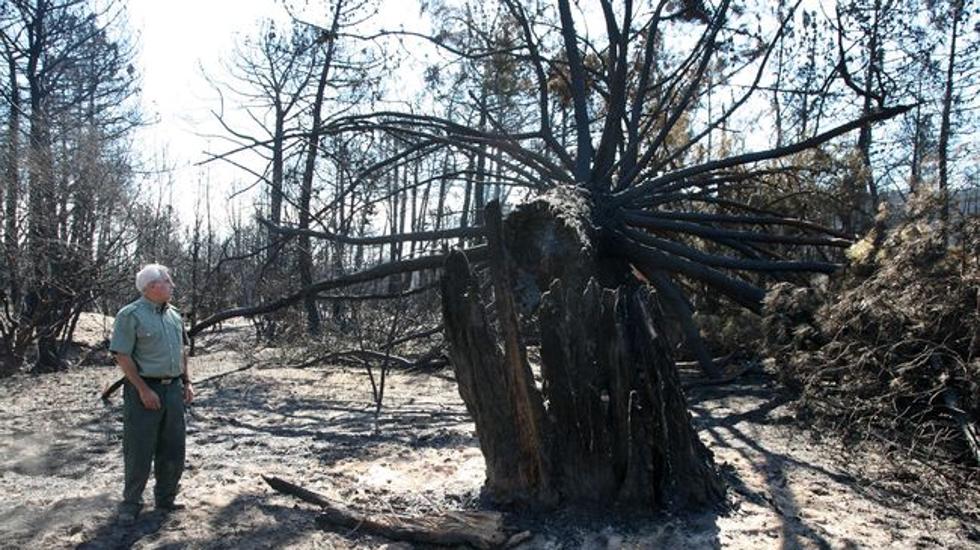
[123,0,966,230]
[126,0,432,228]
[126,0,290,224]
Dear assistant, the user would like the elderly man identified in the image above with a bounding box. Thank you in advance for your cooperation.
[109,264,193,525]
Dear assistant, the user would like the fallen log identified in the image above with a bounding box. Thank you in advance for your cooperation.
[286,349,447,371]
[262,475,508,549]
[681,360,760,390]
[287,349,414,370]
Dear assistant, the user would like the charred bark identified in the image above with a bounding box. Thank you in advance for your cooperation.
[441,249,554,506]
[441,190,723,510]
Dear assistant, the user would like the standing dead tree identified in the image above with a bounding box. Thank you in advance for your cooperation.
[194,0,909,512]
[0,0,140,373]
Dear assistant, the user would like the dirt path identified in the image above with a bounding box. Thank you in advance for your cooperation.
[1,329,978,548]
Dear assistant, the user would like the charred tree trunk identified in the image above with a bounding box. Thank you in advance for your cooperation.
[937,0,961,232]
[296,8,342,338]
[441,189,723,510]
[441,251,553,505]
[25,14,64,372]
[3,45,20,310]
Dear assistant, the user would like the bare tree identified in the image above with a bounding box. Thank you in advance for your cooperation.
[934,0,968,229]
[0,0,139,372]
[193,0,910,510]
[295,2,346,335]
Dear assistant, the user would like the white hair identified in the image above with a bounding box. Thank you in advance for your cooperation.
[136,264,171,293]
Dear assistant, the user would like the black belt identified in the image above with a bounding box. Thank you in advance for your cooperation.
[140,376,181,385]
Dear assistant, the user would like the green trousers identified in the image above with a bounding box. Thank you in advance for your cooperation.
[121,379,185,513]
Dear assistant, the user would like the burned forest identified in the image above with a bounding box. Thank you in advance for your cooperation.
[1,0,979,548]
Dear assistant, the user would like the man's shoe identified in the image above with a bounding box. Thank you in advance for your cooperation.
[117,510,138,526]
[156,501,186,512]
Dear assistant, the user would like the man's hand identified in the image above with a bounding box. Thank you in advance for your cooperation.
[138,387,162,410]
[183,382,194,404]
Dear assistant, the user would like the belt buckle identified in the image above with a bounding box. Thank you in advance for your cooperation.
[160,378,172,385]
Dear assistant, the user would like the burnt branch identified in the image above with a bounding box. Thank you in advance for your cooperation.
[621,210,852,248]
[258,217,484,246]
[614,103,913,206]
[613,230,766,313]
[190,246,488,336]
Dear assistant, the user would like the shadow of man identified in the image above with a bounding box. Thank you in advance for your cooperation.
[78,508,169,550]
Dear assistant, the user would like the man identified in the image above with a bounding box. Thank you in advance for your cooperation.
[109,264,193,525]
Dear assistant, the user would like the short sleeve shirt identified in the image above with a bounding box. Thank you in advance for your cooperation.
[109,297,187,378]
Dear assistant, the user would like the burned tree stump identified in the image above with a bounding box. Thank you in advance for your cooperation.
[441,249,554,506]
[441,189,724,510]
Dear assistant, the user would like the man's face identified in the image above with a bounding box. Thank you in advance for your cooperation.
[145,274,174,303]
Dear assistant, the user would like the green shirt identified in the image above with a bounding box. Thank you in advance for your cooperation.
[109,297,187,378]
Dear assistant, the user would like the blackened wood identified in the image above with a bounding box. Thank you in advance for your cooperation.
[484,200,552,498]
[441,249,553,505]
[263,476,507,549]
[441,190,724,510]
[190,245,488,336]
[616,290,725,508]
[538,279,617,501]
[539,280,724,508]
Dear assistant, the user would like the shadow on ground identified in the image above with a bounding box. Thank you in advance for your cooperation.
[684,370,939,549]
[188,372,476,469]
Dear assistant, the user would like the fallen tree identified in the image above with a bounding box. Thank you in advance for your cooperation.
[186,0,914,514]
[764,196,980,468]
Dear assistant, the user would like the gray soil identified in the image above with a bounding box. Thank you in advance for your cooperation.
[1,315,978,549]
